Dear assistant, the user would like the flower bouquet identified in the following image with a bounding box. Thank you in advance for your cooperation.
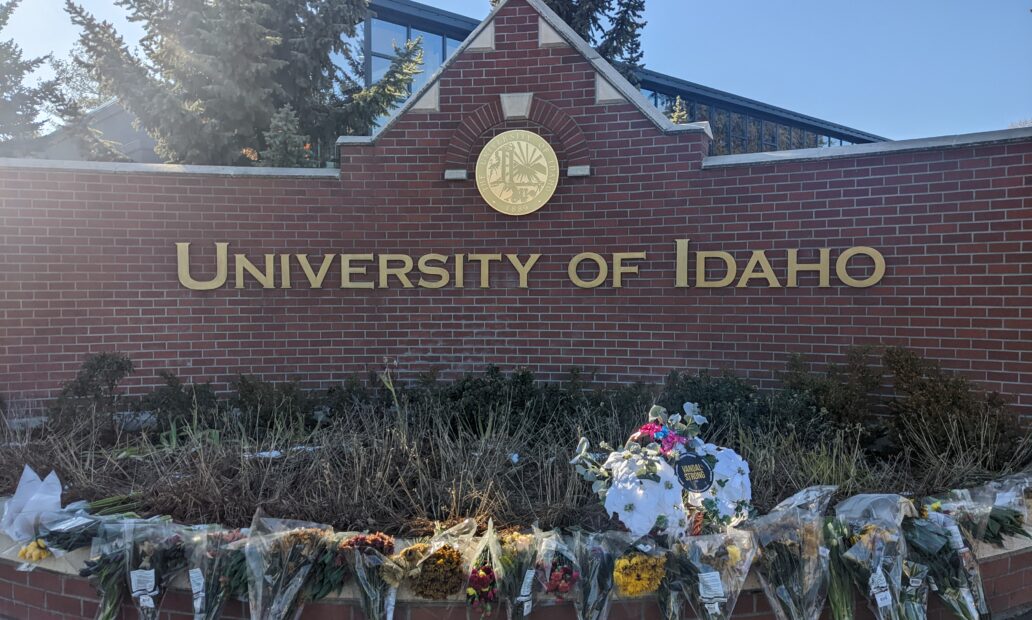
[822,518,854,620]
[348,534,399,620]
[305,531,354,602]
[571,403,752,539]
[612,535,667,599]
[410,518,477,601]
[969,482,1032,546]
[535,528,581,604]
[747,507,829,620]
[835,495,916,620]
[920,494,990,619]
[79,520,131,620]
[125,520,192,620]
[572,531,618,620]
[900,561,930,620]
[659,529,757,620]
[466,520,503,616]
[244,511,332,620]
[188,526,248,620]
[902,516,980,620]
[499,530,538,620]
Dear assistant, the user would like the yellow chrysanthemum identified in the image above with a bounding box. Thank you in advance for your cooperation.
[613,552,666,597]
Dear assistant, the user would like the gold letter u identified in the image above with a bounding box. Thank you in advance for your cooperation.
[176,242,229,290]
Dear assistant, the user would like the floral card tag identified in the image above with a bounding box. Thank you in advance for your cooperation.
[675,453,714,493]
[518,568,535,615]
[129,569,156,597]
[189,568,205,613]
[698,571,725,601]
[869,571,891,608]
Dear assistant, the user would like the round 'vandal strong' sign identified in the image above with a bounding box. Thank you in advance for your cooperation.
[675,453,715,493]
[475,129,560,216]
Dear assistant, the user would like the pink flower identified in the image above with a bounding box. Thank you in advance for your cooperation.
[660,433,687,454]
[638,422,663,438]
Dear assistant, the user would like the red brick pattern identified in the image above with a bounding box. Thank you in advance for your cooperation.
[0,551,1028,620]
[1,0,1031,413]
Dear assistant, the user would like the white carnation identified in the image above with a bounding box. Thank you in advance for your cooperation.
[602,451,689,540]
[684,445,752,525]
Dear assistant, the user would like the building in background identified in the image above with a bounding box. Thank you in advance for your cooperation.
[36,0,884,163]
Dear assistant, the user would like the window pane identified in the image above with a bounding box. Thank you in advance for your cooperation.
[371,19,407,56]
[413,29,444,70]
[371,55,392,83]
[446,37,462,58]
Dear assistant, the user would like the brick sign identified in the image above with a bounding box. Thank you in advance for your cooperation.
[1,0,1030,413]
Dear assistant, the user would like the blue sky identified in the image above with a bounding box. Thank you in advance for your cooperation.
[6,0,1031,140]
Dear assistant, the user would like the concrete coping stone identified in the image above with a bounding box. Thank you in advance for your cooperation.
[0,157,342,178]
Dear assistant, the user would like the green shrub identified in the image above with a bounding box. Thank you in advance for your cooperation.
[48,352,134,433]
[780,348,882,428]
[139,371,219,431]
[230,375,313,433]
[884,347,1031,489]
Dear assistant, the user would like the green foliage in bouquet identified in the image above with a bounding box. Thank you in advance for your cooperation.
[982,507,1031,546]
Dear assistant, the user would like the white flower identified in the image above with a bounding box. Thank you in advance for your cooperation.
[684,446,752,525]
[602,450,689,540]
[682,403,708,427]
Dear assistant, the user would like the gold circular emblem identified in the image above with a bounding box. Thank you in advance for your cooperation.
[475,130,560,216]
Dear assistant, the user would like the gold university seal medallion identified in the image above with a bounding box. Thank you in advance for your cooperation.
[475,130,560,216]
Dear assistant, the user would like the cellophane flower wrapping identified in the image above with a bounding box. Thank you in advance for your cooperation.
[902,516,981,620]
[747,507,829,620]
[920,492,990,618]
[612,534,667,599]
[42,513,105,557]
[835,495,916,620]
[466,520,504,616]
[660,528,757,620]
[79,519,132,620]
[125,520,191,620]
[188,526,248,620]
[306,530,376,602]
[572,531,618,620]
[535,528,581,604]
[773,486,840,516]
[900,561,930,620]
[344,532,397,620]
[244,511,332,620]
[499,530,538,620]
[410,518,477,600]
[969,481,1031,546]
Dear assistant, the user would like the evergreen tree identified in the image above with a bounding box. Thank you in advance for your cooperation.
[0,0,58,155]
[494,0,646,83]
[65,0,422,165]
[260,105,315,167]
[50,43,112,112]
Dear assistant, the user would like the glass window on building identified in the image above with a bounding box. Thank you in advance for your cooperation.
[446,37,462,58]
[371,19,408,56]
[412,29,444,90]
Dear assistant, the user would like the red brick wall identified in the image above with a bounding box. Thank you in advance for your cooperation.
[0,550,1029,620]
[1,0,1031,412]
